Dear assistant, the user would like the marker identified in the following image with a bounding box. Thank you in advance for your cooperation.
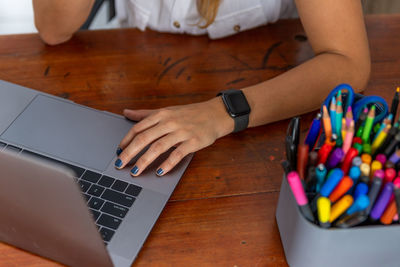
[348,166,361,193]
[373,114,392,142]
[388,149,400,164]
[330,195,353,223]
[341,148,359,174]
[371,124,391,155]
[353,182,369,200]
[305,113,322,150]
[315,163,327,193]
[308,151,319,167]
[385,160,395,170]
[390,87,399,125]
[317,196,331,228]
[370,182,394,220]
[305,166,317,193]
[353,142,363,154]
[393,178,400,223]
[346,194,370,215]
[365,176,384,215]
[359,163,371,178]
[335,211,368,228]
[375,123,398,155]
[287,171,315,222]
[352,156,362,167]
[320,168,344,197]
[384,132,400,157]
[326,148,344,169]
[380,199,397,225]
[317,143,333,165]
[330,97,337,135]
[297,144,309,180]
[361,106,376,143]
[384,168,396,184]
[361,153,372,165]
[362,143,371,154]
[322,105,332,142]
[375,154,387,165]
[329,176,353,203]
[370,160,382,179]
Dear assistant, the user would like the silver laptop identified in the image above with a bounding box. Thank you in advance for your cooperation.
[0,80,192,266]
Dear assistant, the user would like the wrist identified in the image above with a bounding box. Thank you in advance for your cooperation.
[207,97,235,138]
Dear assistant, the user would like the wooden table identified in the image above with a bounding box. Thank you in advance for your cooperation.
[0,14,399,267]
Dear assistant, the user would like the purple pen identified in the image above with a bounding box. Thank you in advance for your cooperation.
[370,182,394,220]
[326,148,344,169]
[389,149,400,164]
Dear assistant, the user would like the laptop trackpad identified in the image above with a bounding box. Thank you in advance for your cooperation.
[1,95,134,172]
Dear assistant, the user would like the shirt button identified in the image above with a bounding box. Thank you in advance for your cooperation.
[173,21,181,29]
[233,25,241,32]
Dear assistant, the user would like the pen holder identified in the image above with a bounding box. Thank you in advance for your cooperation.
[276,175,400,267]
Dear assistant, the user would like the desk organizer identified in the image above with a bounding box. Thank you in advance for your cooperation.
[276,175,400,267]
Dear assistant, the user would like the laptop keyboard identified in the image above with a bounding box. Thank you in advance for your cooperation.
[0,141,142,245]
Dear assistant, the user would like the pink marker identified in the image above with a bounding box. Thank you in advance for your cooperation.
[287,171,315,222]
[375,154,387,165]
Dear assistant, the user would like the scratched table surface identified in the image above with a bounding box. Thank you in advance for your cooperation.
[0,14,399,267]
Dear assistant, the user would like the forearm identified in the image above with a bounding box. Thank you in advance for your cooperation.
[242,52,370,127]
[33,0,94,45]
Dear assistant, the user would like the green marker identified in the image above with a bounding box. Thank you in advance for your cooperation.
[361,106,376,143]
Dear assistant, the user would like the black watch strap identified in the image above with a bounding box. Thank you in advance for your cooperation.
[233,112,249,133]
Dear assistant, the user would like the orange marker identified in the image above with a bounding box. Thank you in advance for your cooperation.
[361,153,372,165]
[330,195,353,223]
[380,199,397,225]
[329,176,354,203]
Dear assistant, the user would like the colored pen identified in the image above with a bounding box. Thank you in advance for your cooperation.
[365,175,384,215]
[305,113,322,150]
[370,160,382,179]
[375,153,387,165]
[287,171,315,222]
[315,163,327,193]
[346,194,369,215]
[370,182,394,220]
[353,182,369,200]
[322,105,332,142]
[317,143,334,165]
[383,132,400,157]
[317,196,331,228]
[329,176,353,203]
[375,122,398,155]
[335,211,368,228]
[380,199,397,225]
[393,178,400,223]
[297,144,309,180]
[355,107,368,137]
[361,106,376,143]
[388,149,400,164]
[330,97,337,135]
[361,153,372,165]
[330,195,353,223]
[320,168,344,197]
[341,147,359,174]
[326,147,344,169]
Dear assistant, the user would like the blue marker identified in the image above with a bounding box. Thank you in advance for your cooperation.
[315,164,327,193]
[348,166,361,194]
[304,113,322,149]
[353,182,369,200]
[346,195,370,215]
[320,168,344,197]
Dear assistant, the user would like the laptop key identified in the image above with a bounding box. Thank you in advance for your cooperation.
[82,170,102,183]
[111,180,128,192]
[90,209,101,221]
[125,184,142,197]
[98,175,115,187]
[97,214,122,230]
[88,197,105,210]
[87,184,105,197]
[78,180,91,193]
[102,189,135,207]
[100,227,115,242]
[101,202,128,218]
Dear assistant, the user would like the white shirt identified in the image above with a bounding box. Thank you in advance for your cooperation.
[115,0,297,39]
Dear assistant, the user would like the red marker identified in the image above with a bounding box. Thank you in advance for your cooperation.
[318,143,333,165]
[341,148,359,174]
[287,171,315,222]
[384,168,396,184]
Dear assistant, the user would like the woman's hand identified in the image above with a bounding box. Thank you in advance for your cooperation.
[114,97,233,176]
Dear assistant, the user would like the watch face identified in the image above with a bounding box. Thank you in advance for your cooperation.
[224,91,251,117]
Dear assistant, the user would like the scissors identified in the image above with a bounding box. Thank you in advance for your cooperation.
[321,83,388,123]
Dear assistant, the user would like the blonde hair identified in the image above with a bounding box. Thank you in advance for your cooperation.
[197,0,222,28]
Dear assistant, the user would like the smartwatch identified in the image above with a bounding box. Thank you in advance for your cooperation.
[217,89,251,133]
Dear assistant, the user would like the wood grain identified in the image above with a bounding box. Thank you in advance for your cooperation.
[0,14,399,266]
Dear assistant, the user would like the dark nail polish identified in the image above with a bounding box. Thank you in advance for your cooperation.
[156,168,164,176]
[131,166,139,175]
[116,147,123,156]
[115,158,123,168]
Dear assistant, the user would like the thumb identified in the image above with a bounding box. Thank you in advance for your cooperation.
[123,109,155,121]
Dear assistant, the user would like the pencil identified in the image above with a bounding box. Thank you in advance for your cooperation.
[362,105,376,143]
[371,124,391,155]
[342,120,355,154]
[322,105,332,142]
[336,99,343,145]
[330,97,337,135]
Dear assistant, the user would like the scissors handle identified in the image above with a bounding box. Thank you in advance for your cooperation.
[321,84,355,114]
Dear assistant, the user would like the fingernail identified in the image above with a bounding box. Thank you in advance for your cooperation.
[156,168,164,176]
[131,166,139,176]
[115,158,123,168]
[116,147,123,156]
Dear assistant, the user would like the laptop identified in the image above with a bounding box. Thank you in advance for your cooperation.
[0,80,193,266]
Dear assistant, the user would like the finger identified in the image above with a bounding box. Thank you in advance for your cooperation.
[123,109,155,121]
[118,112,161,151]
[115,122,175,169]
[129,131,188,176]
[155,141,194,176]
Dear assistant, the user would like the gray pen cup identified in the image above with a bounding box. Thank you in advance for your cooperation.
[276,175,400,267]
